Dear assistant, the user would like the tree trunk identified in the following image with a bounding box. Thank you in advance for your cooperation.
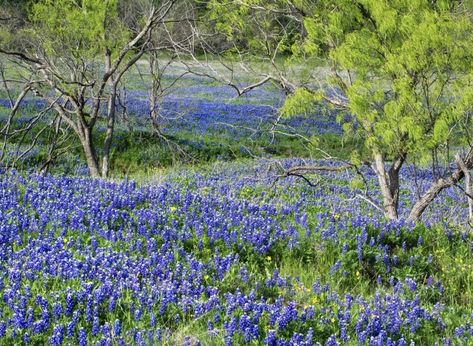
[407,149,473,222]
[101,85,117,178]
[39,117,62,175]
[149,52,164,138]
[388,154,404,214]
[79,125,100,178]
[101,51,114,178]
[456,155,473,220]
[372,153,399,220]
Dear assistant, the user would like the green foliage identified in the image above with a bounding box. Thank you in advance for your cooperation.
[206,0,303,56]
[0,0,30,49]
[280,88,321,118]
[28,0,127,59]
[299,0,473,160]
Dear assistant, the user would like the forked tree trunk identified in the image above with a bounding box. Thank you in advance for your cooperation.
[101,49,146,177]
[372,153,401,220]
[407,149,473,222]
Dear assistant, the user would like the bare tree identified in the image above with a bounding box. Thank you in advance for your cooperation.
[0,0,183,177]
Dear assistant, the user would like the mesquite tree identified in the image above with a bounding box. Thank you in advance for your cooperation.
[0,0,179,177]
[209,0,473,222]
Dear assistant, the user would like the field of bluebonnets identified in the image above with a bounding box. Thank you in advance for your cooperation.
[1,72,473,346]
[0,67,345,177]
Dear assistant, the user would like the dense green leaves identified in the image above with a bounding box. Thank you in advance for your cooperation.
[302,0,473,160]
[29,0,127,58]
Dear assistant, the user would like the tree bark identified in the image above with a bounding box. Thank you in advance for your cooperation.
[101,89,116,178]
[101,51,116,178]
[372,152,400,220]
[456,154,473,220]
[79,125,100,178]
[149,52,164,138]
[387,153,405,213]
[407,149,473,222]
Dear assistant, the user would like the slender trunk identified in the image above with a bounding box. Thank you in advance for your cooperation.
[150,92,164,138]
[388,153,406,213]
[466,175,473,220]
[79,125,100,177]
[149,86,161,137]
[149,53,163,138]
[388,163,401,213]
[40,117,62,175]
[372,153,399,220]
[455,154,472,220]
[101,85,117,178]
[408,149,473,222]
[101,51,115,178]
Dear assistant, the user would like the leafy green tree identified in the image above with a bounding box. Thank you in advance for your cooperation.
[209,0,473,221]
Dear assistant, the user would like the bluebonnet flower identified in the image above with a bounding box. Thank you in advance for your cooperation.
[53,302,62,321]
[78,327,87,346]
[134,308,142,321]
[330,261,341,275]
[49,324,64,346]
[0,321,6,337]
[326,334,339,346]
[264,330,277,345]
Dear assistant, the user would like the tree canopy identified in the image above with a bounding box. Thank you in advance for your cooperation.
[29,0,128,59]
[284,0,473,161]
[208,0,473,221]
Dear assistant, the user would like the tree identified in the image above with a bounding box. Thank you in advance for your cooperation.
[208,0,473,222]
[0,0,179,177]
[203,0,306,94]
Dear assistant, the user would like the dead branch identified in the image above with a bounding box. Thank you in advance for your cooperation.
[283,164,353,175]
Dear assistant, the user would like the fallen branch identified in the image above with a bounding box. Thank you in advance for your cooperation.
[272,159,384,212]
[353,194,384,213]
[283,164,353,175]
